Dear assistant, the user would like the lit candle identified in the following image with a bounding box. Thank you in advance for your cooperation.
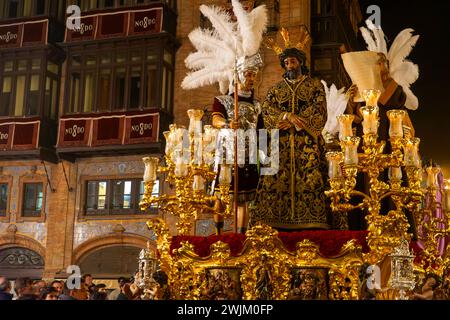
[326,152,344,179]
[219,164,232,184]
[174,157,188,177]
[337,115,354,141]
[404,138,421,168]
[202,125,218,166]
[387,110,405,138]
[143,157,159,182]
[444,180,450,210]
[193,175,205,192]
[163,131,172,155]
[388,167,403,181]
[361,89,381,107]
[426,166,440,188]
[360,106,379,135]
[187,109,204,134]
[170,127,187,162]
[341,137,360,165]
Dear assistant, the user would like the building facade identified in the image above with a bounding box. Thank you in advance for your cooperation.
[0,0,361,281]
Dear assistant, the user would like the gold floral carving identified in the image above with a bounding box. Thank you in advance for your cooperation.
[147,221,364,300]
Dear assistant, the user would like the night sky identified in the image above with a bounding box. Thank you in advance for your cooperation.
[358,0,450,176]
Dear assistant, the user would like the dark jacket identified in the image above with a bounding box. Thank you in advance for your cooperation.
[0,291,13,300]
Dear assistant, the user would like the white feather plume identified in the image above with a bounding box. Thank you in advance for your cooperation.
[360,19,387,55]
[321,81,349,135]
[387,29,419,69]
[188,28,235,59]
[360,26,377,52]
[181,68,230,91]
[199,5,238,50]
[402,86,419,111]
[232,0,268,56]
[360,20,420,110]
[182,1,268,94]
[391,60,419,87]
[185,51,216,71]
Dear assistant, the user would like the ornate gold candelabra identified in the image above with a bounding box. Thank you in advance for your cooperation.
[140,109,232,235]
[414,168,450,276]
[325,89,424,265]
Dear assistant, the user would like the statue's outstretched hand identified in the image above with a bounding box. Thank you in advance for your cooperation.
[287,113,306,131]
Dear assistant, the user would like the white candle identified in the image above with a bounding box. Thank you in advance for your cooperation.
[361,89,381,107]
[163,131,172,155]
[389,167,403,181]
[193,175,205,192]
[387,110,405,138]
[337,115,354,141]
[361,106,379,135]
[426,166,440,188]
[404,138,421,168]
[143,157,159,182]
[444,180,450,210]
[326,152,343,179]
[342,137,360,165]
[219,165,232,184]
[174,157,188,177]
[187,109,204,134]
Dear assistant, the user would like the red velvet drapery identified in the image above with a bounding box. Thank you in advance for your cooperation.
[171,231,424,259]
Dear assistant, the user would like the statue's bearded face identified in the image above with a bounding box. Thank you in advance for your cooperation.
[283,57,302,80]
[377,53,390,84]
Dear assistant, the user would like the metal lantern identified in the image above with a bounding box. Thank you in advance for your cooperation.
[137,242,159,290]
[389,238,416,300]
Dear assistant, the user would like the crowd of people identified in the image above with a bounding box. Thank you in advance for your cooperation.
[0,273,145,300]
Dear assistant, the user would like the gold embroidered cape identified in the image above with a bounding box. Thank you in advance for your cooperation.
[250,76,332,230]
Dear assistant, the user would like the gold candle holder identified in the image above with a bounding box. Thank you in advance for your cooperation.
[163,130,172,156]
[341,137,360,165]
[444,179,450,210]
[387,110,405,138]
[389,167,403,190]
[218,183,232,217]
[360,106,379,135]
[187,109,204,134]
[174,157,188,177]
[388,167,403,181]
[193,175,205,192]
[326,151,344,179]
[219,164,232,184]
[426,166,440,188]
[337,114,355,141]
[361,89,381,107]
[404,138,421,168]
[143,157,160,183]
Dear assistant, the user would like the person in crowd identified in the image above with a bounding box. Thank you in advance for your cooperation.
[0,276,13,300]
[108,277,127,300]
[90,284,108,300]
[413,274,441,300]
[33,280,47,297]
[116,280,133,300]
[57,281,76,300]
[39,287,59,300]
[50,280,64,297]
[82,274,96,295]
[14,277,36,300]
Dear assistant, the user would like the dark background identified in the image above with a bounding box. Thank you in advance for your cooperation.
[359,0,450,176]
